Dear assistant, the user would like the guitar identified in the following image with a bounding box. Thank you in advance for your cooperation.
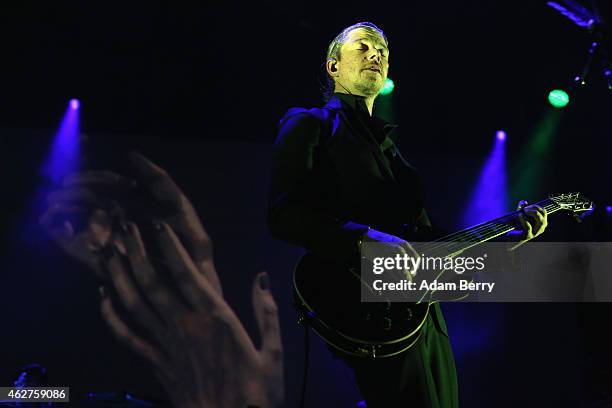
[292,193,593,359]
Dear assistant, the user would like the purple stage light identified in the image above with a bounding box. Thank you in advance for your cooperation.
[42,100,81,183]
[462,133,507,227]
[606,205,612,214]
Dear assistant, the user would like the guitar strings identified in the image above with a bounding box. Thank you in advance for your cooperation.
[405,199,564,302]
[365,195,582,302]
[373,201,560,302]
[417,204,558,257]
[413,199,559,257]
[429,200,555,243]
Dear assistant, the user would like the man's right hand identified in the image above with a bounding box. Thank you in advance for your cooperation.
[360,228,420,280]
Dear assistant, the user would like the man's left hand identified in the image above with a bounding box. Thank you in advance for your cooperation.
[508,200,548,250]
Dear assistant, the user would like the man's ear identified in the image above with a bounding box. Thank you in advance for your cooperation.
[326,58,339,77]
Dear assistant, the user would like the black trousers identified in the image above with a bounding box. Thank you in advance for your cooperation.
[340,314,459,408]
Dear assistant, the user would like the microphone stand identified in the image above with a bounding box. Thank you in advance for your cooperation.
[574,21,611,91]
[547,0,611,91]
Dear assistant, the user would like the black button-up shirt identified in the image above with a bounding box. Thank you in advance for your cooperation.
[268,92,429,262]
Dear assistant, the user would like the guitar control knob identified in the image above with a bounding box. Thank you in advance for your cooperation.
[404,307,413,321]
[383,317,392,331]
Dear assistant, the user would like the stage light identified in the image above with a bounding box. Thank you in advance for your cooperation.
[462,131,507,226]
[606,205,612,214]
[510,109,562,200]
[548,89,569,108]
[42,100,81,183]
[379,78,395,95]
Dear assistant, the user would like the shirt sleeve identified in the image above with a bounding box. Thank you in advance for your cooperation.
[267,109,369,262]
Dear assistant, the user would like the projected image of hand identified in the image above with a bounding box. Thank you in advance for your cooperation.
[100,221,283,408]
[41,154,284,408]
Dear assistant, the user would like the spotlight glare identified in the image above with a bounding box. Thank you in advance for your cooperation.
[496,130,506,141]
[548,89,569,108]
[379,78,395,95]
[43,97,81,184]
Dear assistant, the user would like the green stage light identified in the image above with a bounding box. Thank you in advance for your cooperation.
[379,78,395,95]
[548,89,570,108]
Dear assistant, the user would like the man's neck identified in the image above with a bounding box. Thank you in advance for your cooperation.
[333,89,375,116]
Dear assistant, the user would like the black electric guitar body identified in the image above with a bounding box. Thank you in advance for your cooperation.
[294,253,430,358]
[293,193,593,359]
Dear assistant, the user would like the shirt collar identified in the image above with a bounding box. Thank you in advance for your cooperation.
[325,92,399,139]
[330,92,370,114]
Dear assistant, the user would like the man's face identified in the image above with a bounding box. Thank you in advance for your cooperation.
[332,28,389,97]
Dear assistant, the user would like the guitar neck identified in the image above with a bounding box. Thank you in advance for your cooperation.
[413,198,563,258]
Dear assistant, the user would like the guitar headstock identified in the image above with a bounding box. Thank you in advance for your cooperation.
[549,192,594,213]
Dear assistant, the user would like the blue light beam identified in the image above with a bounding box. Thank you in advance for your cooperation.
[42,99,81,184]
[462,131,508,227]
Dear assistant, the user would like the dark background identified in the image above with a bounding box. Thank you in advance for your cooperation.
[1,1,611,407]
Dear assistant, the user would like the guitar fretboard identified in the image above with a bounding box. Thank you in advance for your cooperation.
[412,198,562,258]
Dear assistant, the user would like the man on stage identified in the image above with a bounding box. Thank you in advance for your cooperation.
[268,22,547,407]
